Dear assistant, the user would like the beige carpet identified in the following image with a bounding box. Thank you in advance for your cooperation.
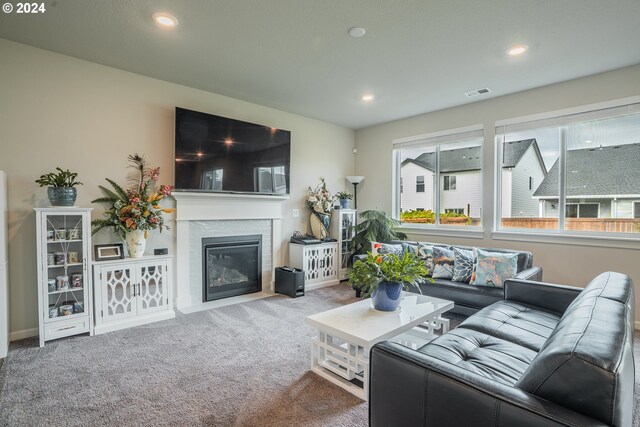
[0,285,636,426]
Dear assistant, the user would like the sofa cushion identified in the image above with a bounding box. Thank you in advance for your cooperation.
[417,327,537,385]
[471,249,518,288]
[417,279,503,311]
[451,247,475,283]
[432,246,455,279]
[457,300,561,352]
[516,272,634,427]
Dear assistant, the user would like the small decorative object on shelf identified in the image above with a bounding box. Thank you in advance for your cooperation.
[348,251,430,311]
[91,154,174,258]
[35,167,83,207]
[335,191,352,209]
[34,207,93,346]
[93,243,125,261]
[306,177,334,239]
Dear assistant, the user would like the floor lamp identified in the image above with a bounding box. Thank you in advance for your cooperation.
[345,176,365,209]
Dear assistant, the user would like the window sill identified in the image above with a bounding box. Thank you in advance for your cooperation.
[398,224,484,240]
[492,230,640,250]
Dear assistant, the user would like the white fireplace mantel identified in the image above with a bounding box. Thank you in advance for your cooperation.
[172,192,287,312]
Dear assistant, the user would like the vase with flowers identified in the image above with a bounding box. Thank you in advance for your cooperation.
[306,177,334,239]
[91,154,174,258]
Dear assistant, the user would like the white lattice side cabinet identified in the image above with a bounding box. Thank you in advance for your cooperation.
[289,242,339,290]
[92,255,174,335]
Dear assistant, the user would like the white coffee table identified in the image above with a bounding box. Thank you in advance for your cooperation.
[305,292,453,401]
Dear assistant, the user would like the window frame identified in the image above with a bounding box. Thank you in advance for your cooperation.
[392,124,484,236]
[443,175,456,191]
[493,95,640,243]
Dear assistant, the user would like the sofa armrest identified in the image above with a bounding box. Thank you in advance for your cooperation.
[503,278,582,314]
[514,266,543,281]
[370,341,604,427]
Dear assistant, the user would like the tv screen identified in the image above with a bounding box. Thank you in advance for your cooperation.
[174,107,291,195]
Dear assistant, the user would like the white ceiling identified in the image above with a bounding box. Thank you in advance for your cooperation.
[1,0,639,129]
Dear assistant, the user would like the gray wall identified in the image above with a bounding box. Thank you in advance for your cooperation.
[354,64,640,322]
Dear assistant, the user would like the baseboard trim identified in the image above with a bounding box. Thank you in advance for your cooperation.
[305,280,341,291]
[10,327,38,341]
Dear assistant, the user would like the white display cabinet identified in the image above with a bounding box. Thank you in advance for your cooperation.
[92,255,174,335]
[289,242,339,289]
[35,207,93,347]
[330,209,357,280]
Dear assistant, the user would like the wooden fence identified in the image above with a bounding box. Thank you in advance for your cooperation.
[501,218,640,233]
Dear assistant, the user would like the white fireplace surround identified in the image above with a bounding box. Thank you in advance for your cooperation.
[173,192,286,313]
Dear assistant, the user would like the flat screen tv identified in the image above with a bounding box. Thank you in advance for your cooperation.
[174,107,291,195]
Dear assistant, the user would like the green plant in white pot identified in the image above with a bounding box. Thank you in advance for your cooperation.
[35,167,83,206]
[348,251,429,311]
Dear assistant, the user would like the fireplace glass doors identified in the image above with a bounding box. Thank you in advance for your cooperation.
[202,235,262,301]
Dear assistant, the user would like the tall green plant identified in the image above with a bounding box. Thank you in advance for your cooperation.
[348,252,428,297]
[348,210,407,260]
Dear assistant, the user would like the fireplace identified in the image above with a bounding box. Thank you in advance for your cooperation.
[202,235,262,302]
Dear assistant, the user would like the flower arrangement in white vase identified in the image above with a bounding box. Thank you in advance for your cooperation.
[306,177,334,239]
[91,154,175,258]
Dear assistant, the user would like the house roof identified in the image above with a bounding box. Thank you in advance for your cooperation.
[533,143,640,198]
[402,139,543,173]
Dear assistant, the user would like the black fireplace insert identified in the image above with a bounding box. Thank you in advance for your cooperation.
[202,235,262,302]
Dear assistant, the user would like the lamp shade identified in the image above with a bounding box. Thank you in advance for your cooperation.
[345,176,365,185]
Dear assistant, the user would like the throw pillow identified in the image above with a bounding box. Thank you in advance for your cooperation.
[471,249,518,288]
[432,246,455,279]
[451,247,475,283]
[401,242,418,256]
[416,243,435,276]
[371,242,403,257]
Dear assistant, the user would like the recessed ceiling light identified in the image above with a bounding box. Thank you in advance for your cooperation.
[362,94,374,102]
[585,140,592,144]
[507,44,528,56]
[348,27,366,38]
[153,12,178,28]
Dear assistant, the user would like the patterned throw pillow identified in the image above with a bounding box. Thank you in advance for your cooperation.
[371,242,403,257]
[451,247,475,283]
[416,243,435,276]
[471,249,518,288]
[432,246,454,279]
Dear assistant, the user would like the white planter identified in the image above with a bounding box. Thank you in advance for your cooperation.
[125,230,147,258]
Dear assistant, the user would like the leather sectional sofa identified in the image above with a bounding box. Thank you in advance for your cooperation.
[369,272,635,426]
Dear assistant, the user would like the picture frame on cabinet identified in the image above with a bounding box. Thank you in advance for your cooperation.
[94,243,124,261]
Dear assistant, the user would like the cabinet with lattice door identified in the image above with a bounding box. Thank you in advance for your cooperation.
[92,255,174,334]
[289,242,339,289]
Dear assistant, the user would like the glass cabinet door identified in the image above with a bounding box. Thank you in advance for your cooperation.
[43,213,87,322]
[100,265,136,320]
[138,262,167,314]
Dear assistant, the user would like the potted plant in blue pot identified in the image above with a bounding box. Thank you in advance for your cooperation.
[335,191,352,209]
[35,167,83,206]
[348,251,429,311]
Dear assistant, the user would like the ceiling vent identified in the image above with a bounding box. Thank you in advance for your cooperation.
[464,88,491,98]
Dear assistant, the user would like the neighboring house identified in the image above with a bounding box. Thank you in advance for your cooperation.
[400,139,546,218]
[533,143,640,218]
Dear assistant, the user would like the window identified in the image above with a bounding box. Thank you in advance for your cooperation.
[496,101,640,236]
[566,203,599,218]
[443,175,456,191]
[635,202,640,219]
[201,169,223,191]
[394,125,483,228]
